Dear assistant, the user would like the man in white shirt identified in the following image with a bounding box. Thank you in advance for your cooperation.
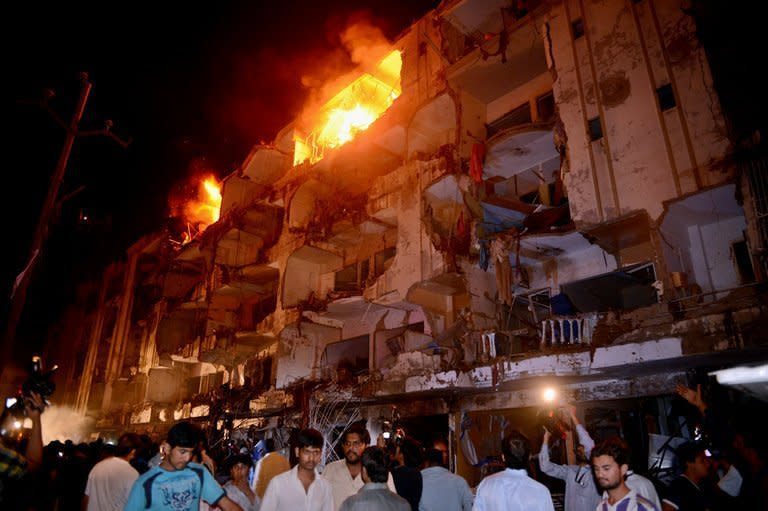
[83,433,141,511]
[261,428,333,511]
[323,423,396,510]
[474,430,554,511]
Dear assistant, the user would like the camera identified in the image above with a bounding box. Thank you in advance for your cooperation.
[537,406,571,438]
[6,356,57,416]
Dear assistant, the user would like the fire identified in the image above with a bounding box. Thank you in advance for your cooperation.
[294,50,402,165]
[180,175,222,238]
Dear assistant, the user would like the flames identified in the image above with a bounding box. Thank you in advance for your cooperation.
[294,50,402,165]
[172,174,222,242]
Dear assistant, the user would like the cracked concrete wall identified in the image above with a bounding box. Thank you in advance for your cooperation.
[688,215,747,294]
[524,243,618,293]
[369,161,449,302]
[275,323,340,388]
[548,0,733,227]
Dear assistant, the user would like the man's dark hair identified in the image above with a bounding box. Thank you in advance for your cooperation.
[425,448,445,467]
[675,441,706,467]
[227,453,253,472]
[167,421,202,448]
[399,437,423,468]
[264,438,276,452]
[361,446,390,483]
[591,437,630,467]
[342,422,371,445]
[297,428,324,449]
[501,430,531,469]
[116,433,142,457]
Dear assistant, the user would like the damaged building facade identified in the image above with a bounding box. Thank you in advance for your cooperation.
[46,0,767,485]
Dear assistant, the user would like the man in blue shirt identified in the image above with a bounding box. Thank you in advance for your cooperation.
[125,421,241,511]
[419,446,473,511]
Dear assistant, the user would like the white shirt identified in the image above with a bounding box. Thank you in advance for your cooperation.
[473,468,554,511]
[224,480,260,511]
[84,456,139,511]
[322,458,396,511]
[260,465,333,511]
[625,471,661,510]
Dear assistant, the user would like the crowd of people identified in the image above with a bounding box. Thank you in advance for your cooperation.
[1,383,767,510]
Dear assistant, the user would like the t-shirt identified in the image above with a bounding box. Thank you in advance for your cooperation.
[85,456,139,511]
[124,462,225,511]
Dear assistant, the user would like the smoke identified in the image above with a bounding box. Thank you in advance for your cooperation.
[41,405,95,445]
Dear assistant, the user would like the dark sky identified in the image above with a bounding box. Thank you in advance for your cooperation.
[6,0,439,354]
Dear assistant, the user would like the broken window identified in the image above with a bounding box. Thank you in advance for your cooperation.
[374,247,397,278]
[656,84,676,111]
[536,91,555,123]
[334,258,373,292]
[322,334,369,376]
[732,239,756,284]
[588,116,603,141]
[334,264,359,292]
[572,19,585,40]
[487,102,532,137]
[560,262,658,313]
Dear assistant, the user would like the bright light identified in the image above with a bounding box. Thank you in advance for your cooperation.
[543,387,557,403]
[382,431,391,439]
[12,420,22,430]
[711,364,768,384]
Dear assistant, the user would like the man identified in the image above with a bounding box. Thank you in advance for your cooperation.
[575,423,661,509]
[605,437,662,510]
[260,428,333,511]
[419,446,473,511]
[339,446,410,511]
[474,430,554,511]
[252,438,290,499]
[0,392,44,506]
[223,454,259,511]
[83,432,141,511]
[539,406,601,511]
[124,421,241,511]
[661,442,712,511]
[324,423,396,510]
[391,437,423,511]
[592,439,659,511]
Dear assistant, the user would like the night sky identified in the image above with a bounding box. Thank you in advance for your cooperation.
[6,0,439,356]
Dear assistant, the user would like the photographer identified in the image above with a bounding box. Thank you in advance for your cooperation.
[0,391,45,504]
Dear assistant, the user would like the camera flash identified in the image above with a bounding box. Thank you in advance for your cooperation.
[382,431,391,439]
[543,387,557,403]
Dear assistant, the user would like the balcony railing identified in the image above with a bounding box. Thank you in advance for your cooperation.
[540,313,598,347]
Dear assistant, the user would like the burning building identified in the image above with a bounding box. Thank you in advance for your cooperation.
[47,0,767,489]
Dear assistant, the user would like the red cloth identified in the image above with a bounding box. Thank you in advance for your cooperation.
[470,143,486,183]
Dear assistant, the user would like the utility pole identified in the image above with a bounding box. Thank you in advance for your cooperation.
[1,72,128,379]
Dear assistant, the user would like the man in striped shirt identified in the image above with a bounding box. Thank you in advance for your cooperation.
[592,439,659,511]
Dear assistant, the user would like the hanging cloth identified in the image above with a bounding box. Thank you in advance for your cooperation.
[479,239,490,271]
[459,412,479,466]
[470,142,486,183]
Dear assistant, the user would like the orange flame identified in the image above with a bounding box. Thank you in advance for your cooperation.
[182,175,222,235]
[294,50,402,165]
